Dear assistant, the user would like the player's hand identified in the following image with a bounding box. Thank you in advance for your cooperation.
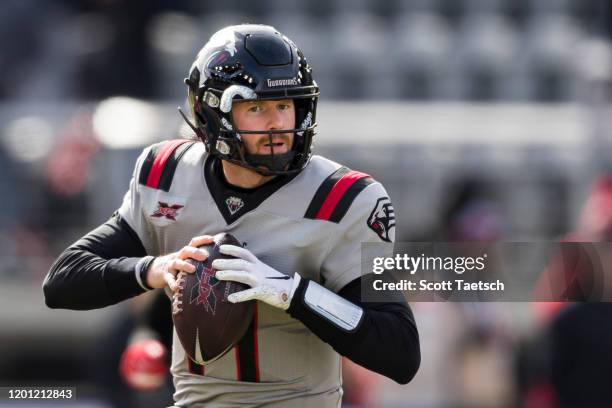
[213,245,299,310]
[146,235,214,291]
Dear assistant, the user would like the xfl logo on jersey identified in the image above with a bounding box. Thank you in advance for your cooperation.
[151,201,184,220]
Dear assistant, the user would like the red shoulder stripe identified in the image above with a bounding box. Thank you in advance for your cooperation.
[145,139,191,189]
[315,171,370,221]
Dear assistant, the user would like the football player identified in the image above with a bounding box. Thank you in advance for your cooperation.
[44,24,420,407]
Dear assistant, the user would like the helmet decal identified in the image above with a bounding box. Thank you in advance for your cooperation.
[267,78,299,87]
[207,28,238,56]
[220,117,233,131]
[219,85,257,113]
[297,111,313,136]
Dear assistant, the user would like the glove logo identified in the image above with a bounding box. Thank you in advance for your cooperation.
[191,264,219,315]
[151,201,184,221]
[225,196,244,215]
[367,197,395,242]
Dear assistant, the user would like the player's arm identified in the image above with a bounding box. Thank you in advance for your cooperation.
[213,247,420,385]
[287,273,420,385]
[43,212,153,310]
[43,212,211,310]
[44,143,210,310]
[214,249,420,384]
[291,181,418,383]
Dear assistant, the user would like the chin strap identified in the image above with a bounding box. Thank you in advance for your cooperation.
[178,107,198,134]
[244,151,296,173]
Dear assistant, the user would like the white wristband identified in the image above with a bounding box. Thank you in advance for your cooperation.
[303,280,364,331]
[135,256,155,291]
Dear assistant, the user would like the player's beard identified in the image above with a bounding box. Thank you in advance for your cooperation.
[253,133,293,155]
[243,133,296,173]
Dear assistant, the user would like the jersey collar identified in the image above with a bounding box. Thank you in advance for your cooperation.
[204,156,299,224]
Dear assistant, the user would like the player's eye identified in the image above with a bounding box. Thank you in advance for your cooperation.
[247,105,262,113]
[277,102,292,111]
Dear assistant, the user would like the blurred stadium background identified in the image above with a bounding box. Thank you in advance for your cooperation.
[2,0,612,407]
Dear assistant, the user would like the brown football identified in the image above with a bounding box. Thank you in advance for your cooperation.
[172,232,254,365]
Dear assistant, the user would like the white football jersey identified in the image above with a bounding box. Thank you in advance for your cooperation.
[118,140,396,408]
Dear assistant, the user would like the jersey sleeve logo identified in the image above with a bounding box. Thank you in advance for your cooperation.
[367,197,395,242]
[151,201,184,221]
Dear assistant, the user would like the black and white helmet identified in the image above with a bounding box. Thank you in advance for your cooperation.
[182,24,319,176]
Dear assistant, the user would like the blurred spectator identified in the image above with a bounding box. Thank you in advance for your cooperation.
[534,176,612,302]
[38,110,100,241]
[439,178,504,242]
[437,178,516,407]
[93,291,174,408]
[452,326,515,408]
[522,175,612,408]
[45,111,99,198]
[548,302,612,408]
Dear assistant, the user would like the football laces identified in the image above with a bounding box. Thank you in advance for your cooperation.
[172,272,186,315]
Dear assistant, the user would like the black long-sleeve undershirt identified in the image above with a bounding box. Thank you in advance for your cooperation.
[43,213,148,310]
[288,274,421,384]
[43,215,420,384]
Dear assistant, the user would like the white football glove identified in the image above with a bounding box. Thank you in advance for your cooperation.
[213,245,300,310]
